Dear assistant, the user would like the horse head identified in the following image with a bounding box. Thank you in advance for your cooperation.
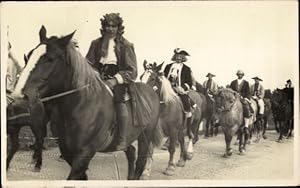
[12,26,77,101]
[215,88,239,112]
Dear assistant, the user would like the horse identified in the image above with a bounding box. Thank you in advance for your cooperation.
[6,95,61,172]
[11,26,163,180]
[195,82,219,139]
[252,98,272,140]
[270,88,293,142]
[214,88,253,157]
[140,61,202,176]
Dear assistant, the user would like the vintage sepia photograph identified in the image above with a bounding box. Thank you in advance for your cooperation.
[1,1,299,187]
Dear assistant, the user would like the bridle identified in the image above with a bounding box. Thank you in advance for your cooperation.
[216,91,238,112]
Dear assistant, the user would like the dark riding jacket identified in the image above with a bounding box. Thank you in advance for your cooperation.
[86,36,137,84]
[164,63,193,90]
[230,79,251,99]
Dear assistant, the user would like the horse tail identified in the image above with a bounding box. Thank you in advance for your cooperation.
[150,119,164,147]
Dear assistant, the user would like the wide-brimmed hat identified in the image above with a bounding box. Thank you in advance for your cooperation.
[173,48,190,56]
[236,70,244,75]
[206,73,215,77]
[252,76,263,81]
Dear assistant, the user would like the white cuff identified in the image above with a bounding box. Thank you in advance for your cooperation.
[114,73,124,84]
[184,83,190,90]
[191,86,196,91]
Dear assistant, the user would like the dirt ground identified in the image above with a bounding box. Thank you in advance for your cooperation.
[4,129,296,188]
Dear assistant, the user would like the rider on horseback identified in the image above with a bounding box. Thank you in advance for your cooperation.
[230,70,252,130]
[250,76,265,120]
[164,48,196,131]
[86,13,137,151]
[203,73,219,100]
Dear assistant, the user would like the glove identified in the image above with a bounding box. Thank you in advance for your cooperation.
[105,78,117,90]
[175,86,186,95]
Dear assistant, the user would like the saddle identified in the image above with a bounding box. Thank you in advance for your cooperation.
[128,83,152,127]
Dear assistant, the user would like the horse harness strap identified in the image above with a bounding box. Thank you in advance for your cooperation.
[40,84,90,102]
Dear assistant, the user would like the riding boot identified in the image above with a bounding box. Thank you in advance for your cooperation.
[116,102,128,151]
[244,117,250,128]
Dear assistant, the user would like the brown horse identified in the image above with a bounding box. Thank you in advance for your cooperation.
[214,88,250,157]
[11,26,163,180]
[195,82,219,139]
[6,97,46,172]
[140,61,202,176]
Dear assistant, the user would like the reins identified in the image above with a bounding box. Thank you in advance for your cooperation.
[40,84,90,102]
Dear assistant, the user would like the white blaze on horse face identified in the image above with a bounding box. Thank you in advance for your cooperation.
[12,45,46,98]
[140,70,151,83]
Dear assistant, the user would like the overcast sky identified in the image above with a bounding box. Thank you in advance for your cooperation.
[1,1,298,89]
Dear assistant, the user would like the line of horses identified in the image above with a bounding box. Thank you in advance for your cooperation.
[6,26,294,180]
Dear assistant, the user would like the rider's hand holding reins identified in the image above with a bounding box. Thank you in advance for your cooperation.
[105,78,117,90]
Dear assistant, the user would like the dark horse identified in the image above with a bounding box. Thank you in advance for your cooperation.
[6,95,60,172]
[270,88,293,142]
[6,97,46,172]
[140,61,202,176]
[11,26,163,180]
[195,82,219,139]
[214,88,249,157]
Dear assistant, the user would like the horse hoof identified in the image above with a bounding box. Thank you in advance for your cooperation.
[276,139,283,143]
[163,166,175,176]
[263,135,267,139]
[32,167,41,173]
[186,152,193,160]
[176,160,185,167]
[239,150,246,155]
[227,149,233,156]
[222,153,230,158]
[139,175,150,180]
[247,140,251,145]
[163,169,175,176]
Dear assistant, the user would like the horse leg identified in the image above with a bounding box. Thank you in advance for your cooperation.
[163,130,177,176]
[204,119,210,138]
[238,127,246,155]
[135,133,154,180]
[287,119,293,139]
[223,128,233,157]
[67,149,95,180]
[214,122,220,137]
[277,121,283,142]
[262,117,268,139]
[125,145,136,180]
[191,119,200,144]
[30,125,45,172]
[7,128,21,170]
[177,131,187,167]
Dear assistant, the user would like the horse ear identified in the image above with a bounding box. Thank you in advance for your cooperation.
[143,60,148,70]
[39,25,47,43]
[155,61,165,72]
[24,54,28,66]
[58,30,76,47]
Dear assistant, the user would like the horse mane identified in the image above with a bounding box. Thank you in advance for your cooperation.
[159,76,178,103]
[218,88,238,101]
[66,43,102,92]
